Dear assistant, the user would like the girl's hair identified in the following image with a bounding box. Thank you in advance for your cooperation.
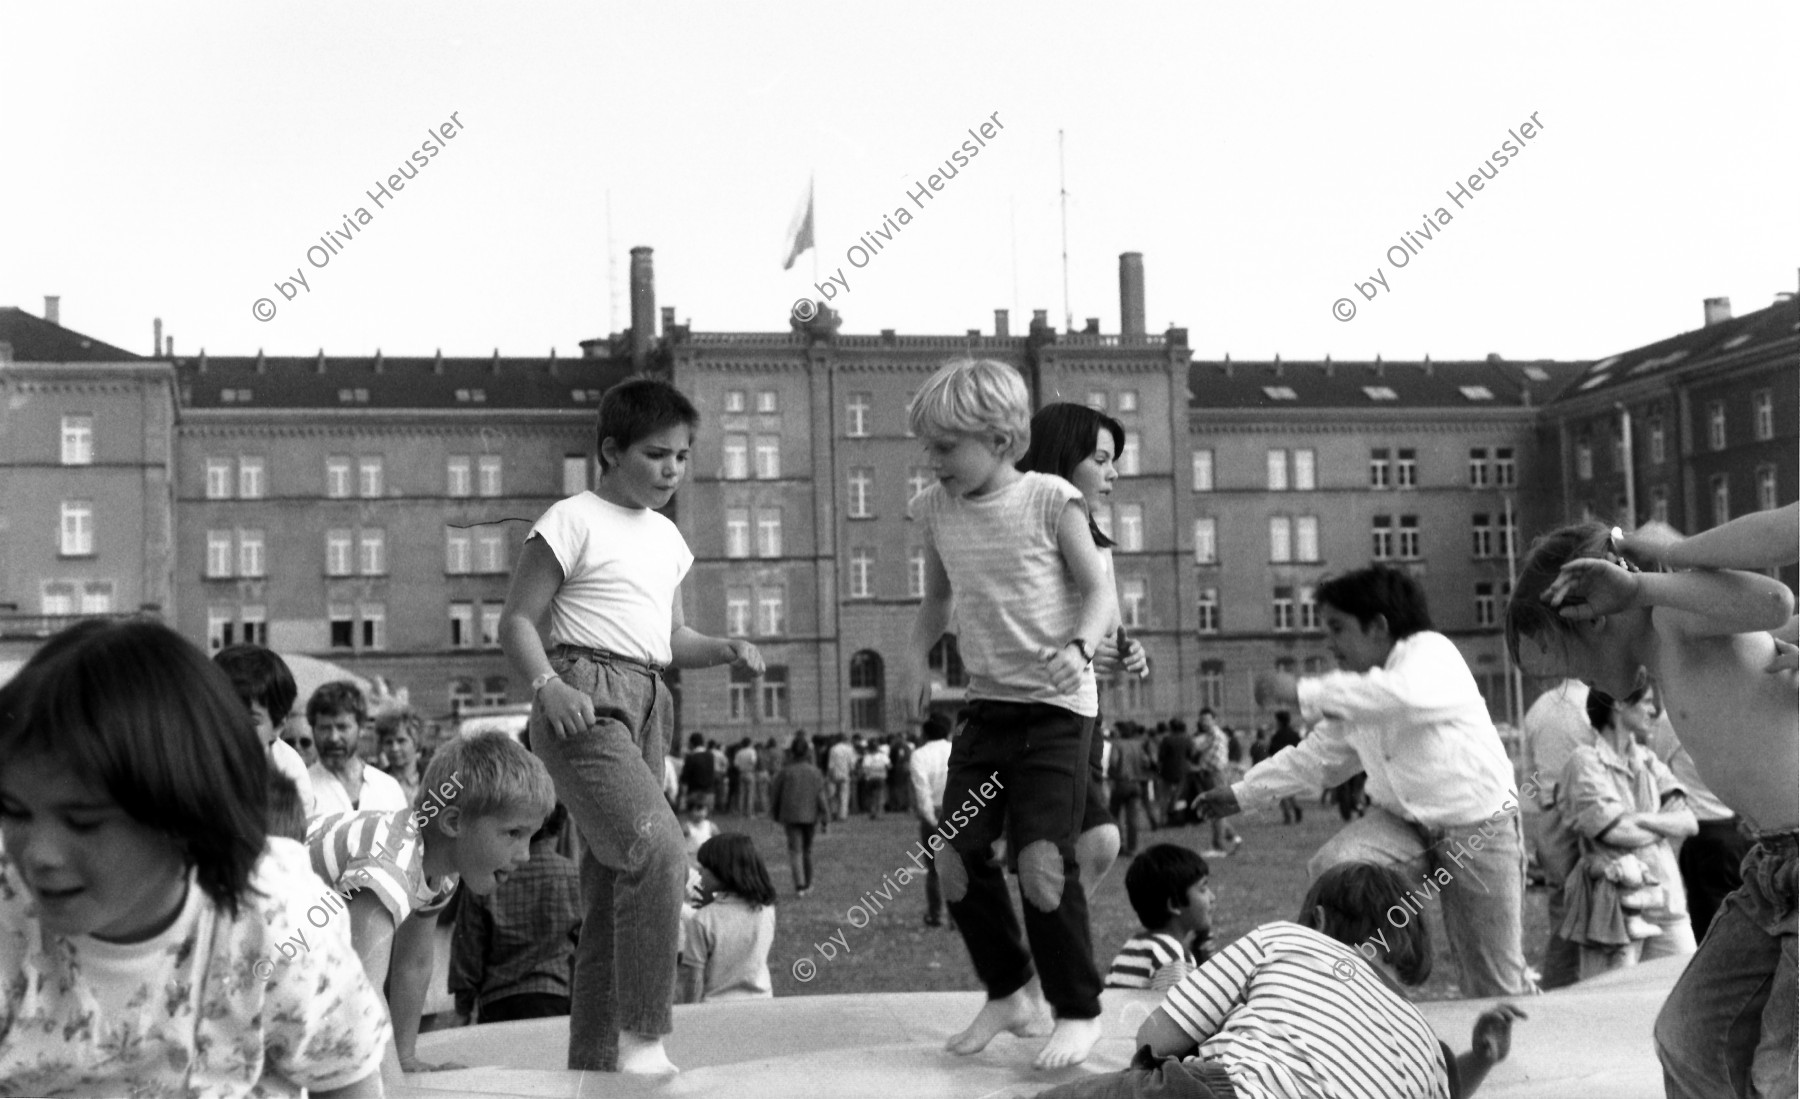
[1016,402,1125,548]
[906,358,1032,462]
[0,619,268,917]
[1504,521,1622,664]
[266,771,308,843]
[596,377,700,471]
[213,644,298,725]
[1297,861,1433,986]
[376,708,426,745]
[1585,683,1650,732]
[697,832,777,909]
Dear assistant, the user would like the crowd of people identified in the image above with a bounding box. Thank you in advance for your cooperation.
[0,363,1791,1099]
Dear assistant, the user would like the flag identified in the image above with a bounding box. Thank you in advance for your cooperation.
[782,178,814,271]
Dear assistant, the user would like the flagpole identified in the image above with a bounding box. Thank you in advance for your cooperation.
[810,174,820,289]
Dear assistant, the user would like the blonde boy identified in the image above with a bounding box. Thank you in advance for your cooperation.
[904,358,1119,1070]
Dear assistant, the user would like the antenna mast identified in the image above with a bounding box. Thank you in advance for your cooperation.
[607,189,621,335]
[1059,130,1072,333]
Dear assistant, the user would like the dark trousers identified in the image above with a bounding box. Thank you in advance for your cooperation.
[1679,817,1751,941]
[784,822,816,891]
[1110,787,1147,856]
[942,700,1102,1019]
[1036,1046,1240,1099]
[920,821,944,922]
[480,991,570,1023]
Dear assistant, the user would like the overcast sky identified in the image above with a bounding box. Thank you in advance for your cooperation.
[4,2,1796,365]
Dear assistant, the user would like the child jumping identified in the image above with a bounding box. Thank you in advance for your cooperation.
[0,620,388,1098]
[679,833,777,1002]
[905,359,1120,1069]
[500,376,762,1074]
[1508,516,1796,1097]
[1106,844,1215,990]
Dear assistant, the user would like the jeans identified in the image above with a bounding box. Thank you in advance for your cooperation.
[1655,835,1797,1098]
[1309,804,1535,997]
[530,646,687,1071]
[920,821,944,922]
[1681,818,1752,942]
[784,823,816,891]
[1535,794,1584,991]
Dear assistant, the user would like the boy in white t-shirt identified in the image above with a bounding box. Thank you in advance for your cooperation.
[501,377,763,1076]
[215,644,316,819]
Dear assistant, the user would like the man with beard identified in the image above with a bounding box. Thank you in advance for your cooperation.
[308,680,409,816]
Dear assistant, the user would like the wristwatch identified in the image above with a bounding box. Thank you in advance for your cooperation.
[531,671,560,695]
[1066,638,1094,667]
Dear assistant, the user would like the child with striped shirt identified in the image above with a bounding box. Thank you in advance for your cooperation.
[1106,845,1215,990]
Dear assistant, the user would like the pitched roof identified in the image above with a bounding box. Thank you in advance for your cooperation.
[1185,356,1582,412]
[1548,297,1800,403]
[172,353,635,410]
[0,307,144,363]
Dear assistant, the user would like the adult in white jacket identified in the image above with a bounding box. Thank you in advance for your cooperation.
[1199,565,1535,997]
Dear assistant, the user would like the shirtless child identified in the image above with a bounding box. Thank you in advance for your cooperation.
[1506,516,1796,1098]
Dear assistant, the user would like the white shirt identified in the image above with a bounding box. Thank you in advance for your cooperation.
[269,736,316,817]
[530,491,695,666]
[1234,631,1516,828]
[1522,679,1593,809]
[910,738,952,813]
[309,761,409,818]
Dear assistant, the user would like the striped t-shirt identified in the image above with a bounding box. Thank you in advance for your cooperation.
[913,471,1097,716]
[1163,921,1449,1099]
[307,810,459,926]
[1107,930,1195,989]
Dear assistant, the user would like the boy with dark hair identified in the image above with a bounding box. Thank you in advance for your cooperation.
[1106,845,1214,990]
[215,643,315,818]
[307,680,407,816]
[1201,564,1532,997]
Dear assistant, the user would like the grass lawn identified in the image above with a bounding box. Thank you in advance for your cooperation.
[712,800,1550,1003]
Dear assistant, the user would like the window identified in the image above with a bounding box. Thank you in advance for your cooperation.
[1576,441,1593,481]
[1649,485,1670,525]
[206,458,232,499]
[1086,390,1107,410]
[756,509,782,558]
[1369,448,1390,488]
[1267,449,1289,491]
[326,456,352,498]
[480,605,501,648]
[1295,516,1319,563]
[449,602,474,648]
[760,667,789,720]
[477,455,502,497]
[1293,449,1315,490]
[1494,447,1516,486]
[728,666,755,722]
[1198,660,1225,711]
[846,393,871,437]
[482,676,507,707]
[725,390,746,414]
[1272,587,1295,632]
[1754,391,1774,441]
[238,529,266,578]
[908,548,926,598]
[69,580,110,615]
[722,435,748,479]
[240,604,266,646]
[1708,402,1726,451]
[1303,656,1326,675]
[907,467,932,506]
[358,457,383,498]
[1712,474,1730,527]
[1274,658,1296,676]
[329,604,354,649]
[1398,515,1420,559]
[1395,448,1417,488]
[1758,466,1778,512]
[447,456,472,497]
[1117,390,1138,413]
[206,606,232,651]
[1193,518,1217,564]
[849,548,873,598]
[1469,448,1490,486]
[562,455,588,495]
[1263,386,1298,401]
[929,636,968,687]
[1371,516,1393,560]
[354,529,382,575]
[477,532,506,573]
[1093,504,1113,540]
[725,509,750,558]
[55,501,93,557]
[757,390,779,414]
[445,529,471,574]
[848,468,874,518]
[1460,385,1495,401]
[1120,578,1147,629]
[756,589,784,636]
[849,652,884,730]
[1363,386,1399,401]
[61,416,94,465]
[1118,437,1140,477]
[1118,668,1147,714]
[726,589,751,637]
[359,604,385,650]
[1196,588,1219,633]
[40,582,75,616]
[449,678,476,714]
[753,435,780,479]
[1191,450,1214,492]
[1472,514,1493,558]
[1298,585,1321,631]
[1116,504,1144,552]
[234,457,265,500]
[1475,583,1497,627]
[1269,517,1292,563]
[327,530,353,576]
[1648,419,1666,465]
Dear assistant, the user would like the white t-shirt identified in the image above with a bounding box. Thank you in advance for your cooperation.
[268,736,316,818]
[530,491,695,666]
[308,761,409,818]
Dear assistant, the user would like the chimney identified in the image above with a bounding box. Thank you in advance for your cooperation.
[661,306,675,334]
[1084,317,1100,335]
[43,296,60,326]
[994,309,1010,338]
[153,317,163,356]
[629,246,657,370]
[1119,252,1146,338]
[1031,309,1049,331]
[1703,297,1732,326]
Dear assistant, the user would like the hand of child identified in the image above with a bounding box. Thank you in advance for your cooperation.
[1471,1002,1527,1063]
[726,638,766,675]
[1122,638,1149,678]
[1194,787,1241,822]
[539,679,597,740]
[1768,637,1799,674]
[1543,556,1642,619]
[1253,671,1298,709]
[1039,643,1088,695]
[400,1055,468,1073]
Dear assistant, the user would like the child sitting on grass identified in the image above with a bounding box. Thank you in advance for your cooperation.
[308,730,555,1086]
[1106,844,1215,990]
[679,833,777,1003]
[1041,862,1526,1099]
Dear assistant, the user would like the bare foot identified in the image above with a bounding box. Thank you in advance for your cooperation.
[945,987,1053,1055]
[1034,1016,1102,1070]
[617,1032,678,1075]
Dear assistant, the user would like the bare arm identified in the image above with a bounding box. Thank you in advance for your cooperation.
[312,1073,383,1099]
[907,542,954,717]
[1136,1006,1200,1059]
[1624,505,1800,570]
[1548,558,1795,637]
[345,893,404,1086]
[669,587,765,673]
[387,912,458,1072]
[1043,500,1120,694]
[499,537,598,739]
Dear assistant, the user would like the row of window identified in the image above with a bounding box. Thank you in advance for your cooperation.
[1188,581,1514,635]
[1190,447,1516,492]
[840,389,1143,441]
[39,579,115,615]
[200,455,594,500]
[202,527,511,578]
[1575,393,1777,482]
[1190,513,1519,565]
[1586,469,1780,530]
